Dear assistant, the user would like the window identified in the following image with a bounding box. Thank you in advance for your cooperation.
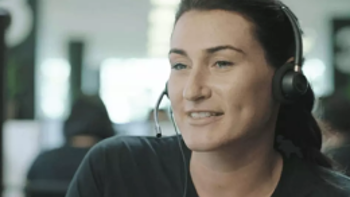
[100,58,170,124]
[148,0,180,57]
[38,59,71,120]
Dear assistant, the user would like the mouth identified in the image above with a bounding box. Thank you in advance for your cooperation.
[187,111,224,120]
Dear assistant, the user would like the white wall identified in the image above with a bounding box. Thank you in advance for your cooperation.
[36,0,152,119]
[37,0,152,66]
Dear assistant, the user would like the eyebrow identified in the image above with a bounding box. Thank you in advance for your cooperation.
[169,48,188,56]
[169,45,245,57]
[206,45,245,55]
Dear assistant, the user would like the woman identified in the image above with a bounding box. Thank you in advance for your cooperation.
[66,0,350,196]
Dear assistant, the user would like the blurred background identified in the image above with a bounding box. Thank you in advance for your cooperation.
[0,0,348,196]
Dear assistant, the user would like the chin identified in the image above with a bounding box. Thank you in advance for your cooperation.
[185,141,220,152]
[181,128,232,152]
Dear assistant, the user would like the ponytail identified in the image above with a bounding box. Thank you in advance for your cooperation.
[275,87,333,168]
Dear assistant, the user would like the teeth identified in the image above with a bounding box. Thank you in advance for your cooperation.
[190,112,217,119]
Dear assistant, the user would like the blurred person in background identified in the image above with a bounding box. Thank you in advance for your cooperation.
[319,90,350,175]
[25,95,116,197]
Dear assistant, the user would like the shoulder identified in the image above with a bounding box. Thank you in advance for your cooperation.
[66,135,185,196]
[33,146,88,162]
[27,147,70,179]
[30,147,67,166]
[94,135,180,153]
[326,146,350,173]
[86,135,182,165]
[314,166,350,196]
[78,135,184,186]
[280,155,350,197]
[296,159,350,196]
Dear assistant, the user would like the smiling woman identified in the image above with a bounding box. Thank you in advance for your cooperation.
[66,0,350,197]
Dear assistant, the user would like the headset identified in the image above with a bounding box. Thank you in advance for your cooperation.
[153,2,309,197]
[272,4,309,104]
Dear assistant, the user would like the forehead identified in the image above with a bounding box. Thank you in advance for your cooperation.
[171,10,257,52]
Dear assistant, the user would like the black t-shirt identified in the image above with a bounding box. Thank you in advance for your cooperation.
[66,136,350,197]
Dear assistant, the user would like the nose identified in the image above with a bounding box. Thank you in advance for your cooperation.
[183,69,211,102]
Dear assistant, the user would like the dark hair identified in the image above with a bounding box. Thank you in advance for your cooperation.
[63,95,115,142]
[175,0,332,168]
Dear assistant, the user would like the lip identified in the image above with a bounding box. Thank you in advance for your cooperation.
[186,111,224,126]
[185,110,223,115]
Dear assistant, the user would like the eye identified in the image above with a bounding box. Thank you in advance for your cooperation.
[215,61,234,68]
[171,63,187,70]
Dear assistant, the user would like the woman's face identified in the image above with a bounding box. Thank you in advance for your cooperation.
[168,10,279,151]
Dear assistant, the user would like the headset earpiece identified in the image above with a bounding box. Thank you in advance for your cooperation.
[272,62,308,104]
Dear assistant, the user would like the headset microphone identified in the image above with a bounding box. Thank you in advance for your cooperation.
[153,86,188,197]
[154,85,168,138]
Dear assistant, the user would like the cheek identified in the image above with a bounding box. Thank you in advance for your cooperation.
[224,67,274,124]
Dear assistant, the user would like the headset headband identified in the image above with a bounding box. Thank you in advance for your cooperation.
[280,3,303,72]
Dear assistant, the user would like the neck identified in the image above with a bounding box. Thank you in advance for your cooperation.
[190,133,283,197]
[70,135,99,148]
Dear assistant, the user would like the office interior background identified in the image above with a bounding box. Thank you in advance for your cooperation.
[0,0,349,196]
